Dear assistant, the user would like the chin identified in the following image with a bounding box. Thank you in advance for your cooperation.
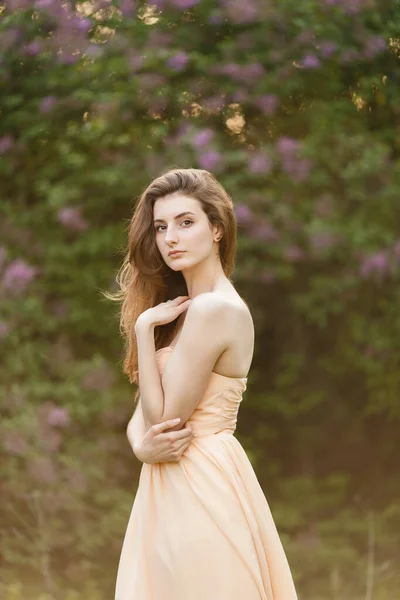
[168,256,193,271]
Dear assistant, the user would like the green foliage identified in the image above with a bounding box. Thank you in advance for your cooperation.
[1,0,400,597]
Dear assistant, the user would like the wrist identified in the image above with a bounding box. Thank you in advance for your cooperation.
[135,314,155,334]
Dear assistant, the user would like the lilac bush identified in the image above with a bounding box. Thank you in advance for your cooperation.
[0,0,399,597]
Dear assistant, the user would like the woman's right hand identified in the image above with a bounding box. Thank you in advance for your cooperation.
[133,419,195,464]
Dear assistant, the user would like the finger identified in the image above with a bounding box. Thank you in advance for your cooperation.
[171,428,194,441]
[164,424,192,442]
[179,300,191,311]
[178,437,193,450]
[150,419,181,434]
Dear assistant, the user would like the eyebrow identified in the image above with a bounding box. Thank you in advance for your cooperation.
[153,211,196,224]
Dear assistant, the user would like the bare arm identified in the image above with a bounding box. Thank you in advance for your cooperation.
[126,397,147,457]
[136,294,231,428]
[160,296,229,423]
[134,296,191,429]
[134,319,166,429]
[126,397,195,464]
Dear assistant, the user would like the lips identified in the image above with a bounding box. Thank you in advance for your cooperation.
[169,251,185,257]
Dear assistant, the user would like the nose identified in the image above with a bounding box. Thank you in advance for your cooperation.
[164,225,178,246]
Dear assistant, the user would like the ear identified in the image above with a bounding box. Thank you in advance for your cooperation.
[213,225,223,242]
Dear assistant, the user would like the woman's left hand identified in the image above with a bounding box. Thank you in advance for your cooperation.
[135,295,191,329]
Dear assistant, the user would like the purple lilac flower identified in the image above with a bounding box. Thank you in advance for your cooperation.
[7,0,30,10]
[127,50,143,71]
[319,41,338,58]
[0,136,15,154]
[151,0,167,8]
[58,206,88,231]
[248,151,272,174]
[255,94,279,115]
[223,0,259,23]
[198,150,221,171]
[208,12,224,25]
[167,51,189,71]
[203,95,225,112]
[35,0,54,8]
[47,406,70,428]
[360,251,389,278]
[2,259,37,294]
[342,0,365,14]
[241,62,264,79]
[39,96,57,114]
[119,0,135,17]
[363,36,386,59]
[191,129,214,148]
[171,0,199,8]
[23,41,42,56]
[251,222,279,243]
[0,28,22,51]
[309,231,337,251]
[231,90,249,104]
[174,122,191,139]
[301,54,321,69]
[220,63,242,77]
[285,245,305,261]
[276,137,301,157]
[77,17,92,32]
[57,52,80,66]
[283,158,312,182]
[234,204,252,225]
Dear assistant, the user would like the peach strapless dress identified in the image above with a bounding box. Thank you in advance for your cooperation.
[115,346,298,600]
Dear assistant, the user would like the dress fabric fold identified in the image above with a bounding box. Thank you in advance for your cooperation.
[115,347,298,600]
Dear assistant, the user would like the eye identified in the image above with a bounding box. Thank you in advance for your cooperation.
[154,220,193,233]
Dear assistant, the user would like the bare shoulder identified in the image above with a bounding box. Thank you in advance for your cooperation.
[189,292,254,348]
[188,291,229,315]
[180,291,253,376]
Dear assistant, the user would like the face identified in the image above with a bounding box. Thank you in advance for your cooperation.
[153,193,220,270]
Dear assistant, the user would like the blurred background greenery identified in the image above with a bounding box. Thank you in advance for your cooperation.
[1,0,400,598]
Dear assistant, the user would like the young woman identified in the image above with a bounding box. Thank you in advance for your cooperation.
[111,168,298,599]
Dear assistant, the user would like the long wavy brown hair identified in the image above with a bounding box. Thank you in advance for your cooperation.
[104,167,238,393]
